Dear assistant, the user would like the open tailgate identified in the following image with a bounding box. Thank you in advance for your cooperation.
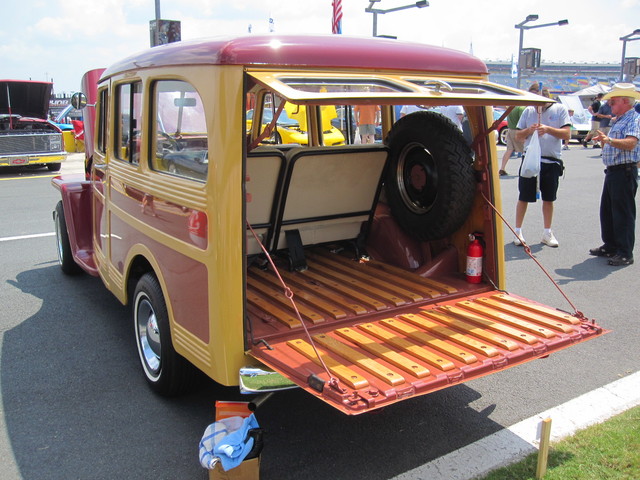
[248,254,605,415]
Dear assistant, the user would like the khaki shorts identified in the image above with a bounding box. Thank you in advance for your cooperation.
[588,120,599,135]
[358,124,376,135]
[506,129,524,152]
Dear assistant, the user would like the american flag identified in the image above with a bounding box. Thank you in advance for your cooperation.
[332,0,342,34]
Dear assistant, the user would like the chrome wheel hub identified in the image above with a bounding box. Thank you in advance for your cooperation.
[136,298,161,376]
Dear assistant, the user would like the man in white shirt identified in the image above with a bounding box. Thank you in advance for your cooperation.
[513,88,571,248]
[441,105,465,131]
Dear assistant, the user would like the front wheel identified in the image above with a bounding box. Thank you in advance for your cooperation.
[133,273,197,396]
[47,163,62,171]
[499,127,508,146]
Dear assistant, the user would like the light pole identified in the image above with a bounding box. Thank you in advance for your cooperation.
[620,29,640,82]
[154,0,161,46]
[515,15,568,89]
[365,0,429,38]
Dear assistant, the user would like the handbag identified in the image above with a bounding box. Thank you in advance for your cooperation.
[521,132,541,178]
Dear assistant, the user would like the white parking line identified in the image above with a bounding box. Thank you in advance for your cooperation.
[0,232,55,242]
[392,371,640,480]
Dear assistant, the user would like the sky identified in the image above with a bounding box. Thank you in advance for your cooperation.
[2,0,640,94]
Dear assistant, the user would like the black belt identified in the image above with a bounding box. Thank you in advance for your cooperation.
[541,156,565,173]
[605,163,636,172]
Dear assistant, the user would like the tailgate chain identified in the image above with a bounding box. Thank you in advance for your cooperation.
[247,222,345,393]
[481,191,596,327]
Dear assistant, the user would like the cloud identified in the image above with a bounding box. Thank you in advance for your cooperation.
[3,0,640,93]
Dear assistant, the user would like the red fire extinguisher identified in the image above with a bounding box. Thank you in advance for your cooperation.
[466,233,483,284]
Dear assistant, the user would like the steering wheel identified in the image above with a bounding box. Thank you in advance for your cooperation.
[157,131,181,152]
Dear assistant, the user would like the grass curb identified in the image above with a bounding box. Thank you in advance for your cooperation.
[478,405,640,480]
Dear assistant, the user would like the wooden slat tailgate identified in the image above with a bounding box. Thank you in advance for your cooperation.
[247,252,606,414]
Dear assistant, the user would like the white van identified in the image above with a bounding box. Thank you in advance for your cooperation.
[557,95,591,142]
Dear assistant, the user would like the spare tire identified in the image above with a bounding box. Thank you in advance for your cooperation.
[384,111,475,241]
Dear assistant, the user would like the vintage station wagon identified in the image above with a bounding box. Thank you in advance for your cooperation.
[52,35,604,414]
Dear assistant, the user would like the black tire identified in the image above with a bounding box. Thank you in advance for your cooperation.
[54,201,82,275]
[133,273,197,396]
[384,111,475,241]
[47,163,62,171]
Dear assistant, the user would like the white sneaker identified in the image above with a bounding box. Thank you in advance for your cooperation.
[541,231,559,247]
[513,233,525,246]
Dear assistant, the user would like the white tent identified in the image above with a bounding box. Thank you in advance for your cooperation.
[570,84,611,96]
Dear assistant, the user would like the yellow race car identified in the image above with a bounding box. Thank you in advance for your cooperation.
[247,102,345,146]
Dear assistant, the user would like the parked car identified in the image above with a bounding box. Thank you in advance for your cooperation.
[0,80,67,170]
[493,108,509,145]
[163,149,208,181]
[557,95,590,142]
[247,103,345,146]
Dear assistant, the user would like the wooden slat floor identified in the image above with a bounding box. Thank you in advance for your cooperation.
[246,248,464,334]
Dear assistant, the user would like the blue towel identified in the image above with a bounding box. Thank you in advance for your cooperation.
[199,414,259,471]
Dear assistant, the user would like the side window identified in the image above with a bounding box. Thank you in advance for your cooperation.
[96,88,108,154]
[115,82,142,164]
[151,80,208,181]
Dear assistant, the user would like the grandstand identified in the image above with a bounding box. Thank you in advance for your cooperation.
[486,61,639,95]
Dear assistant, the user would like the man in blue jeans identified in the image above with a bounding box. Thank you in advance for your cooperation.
[591,84,640,266]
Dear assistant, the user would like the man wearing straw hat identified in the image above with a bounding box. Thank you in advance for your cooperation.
[590,83,640,266]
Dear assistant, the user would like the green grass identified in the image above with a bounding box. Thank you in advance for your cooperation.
[479,405,640,480]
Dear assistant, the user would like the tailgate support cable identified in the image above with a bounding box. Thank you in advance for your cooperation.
[480,191,594,325]
[247,102,287,152]
[246,222,344,393]
[471,107,513,153]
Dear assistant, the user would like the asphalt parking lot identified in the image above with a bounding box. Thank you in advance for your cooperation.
[0,145,638,480]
